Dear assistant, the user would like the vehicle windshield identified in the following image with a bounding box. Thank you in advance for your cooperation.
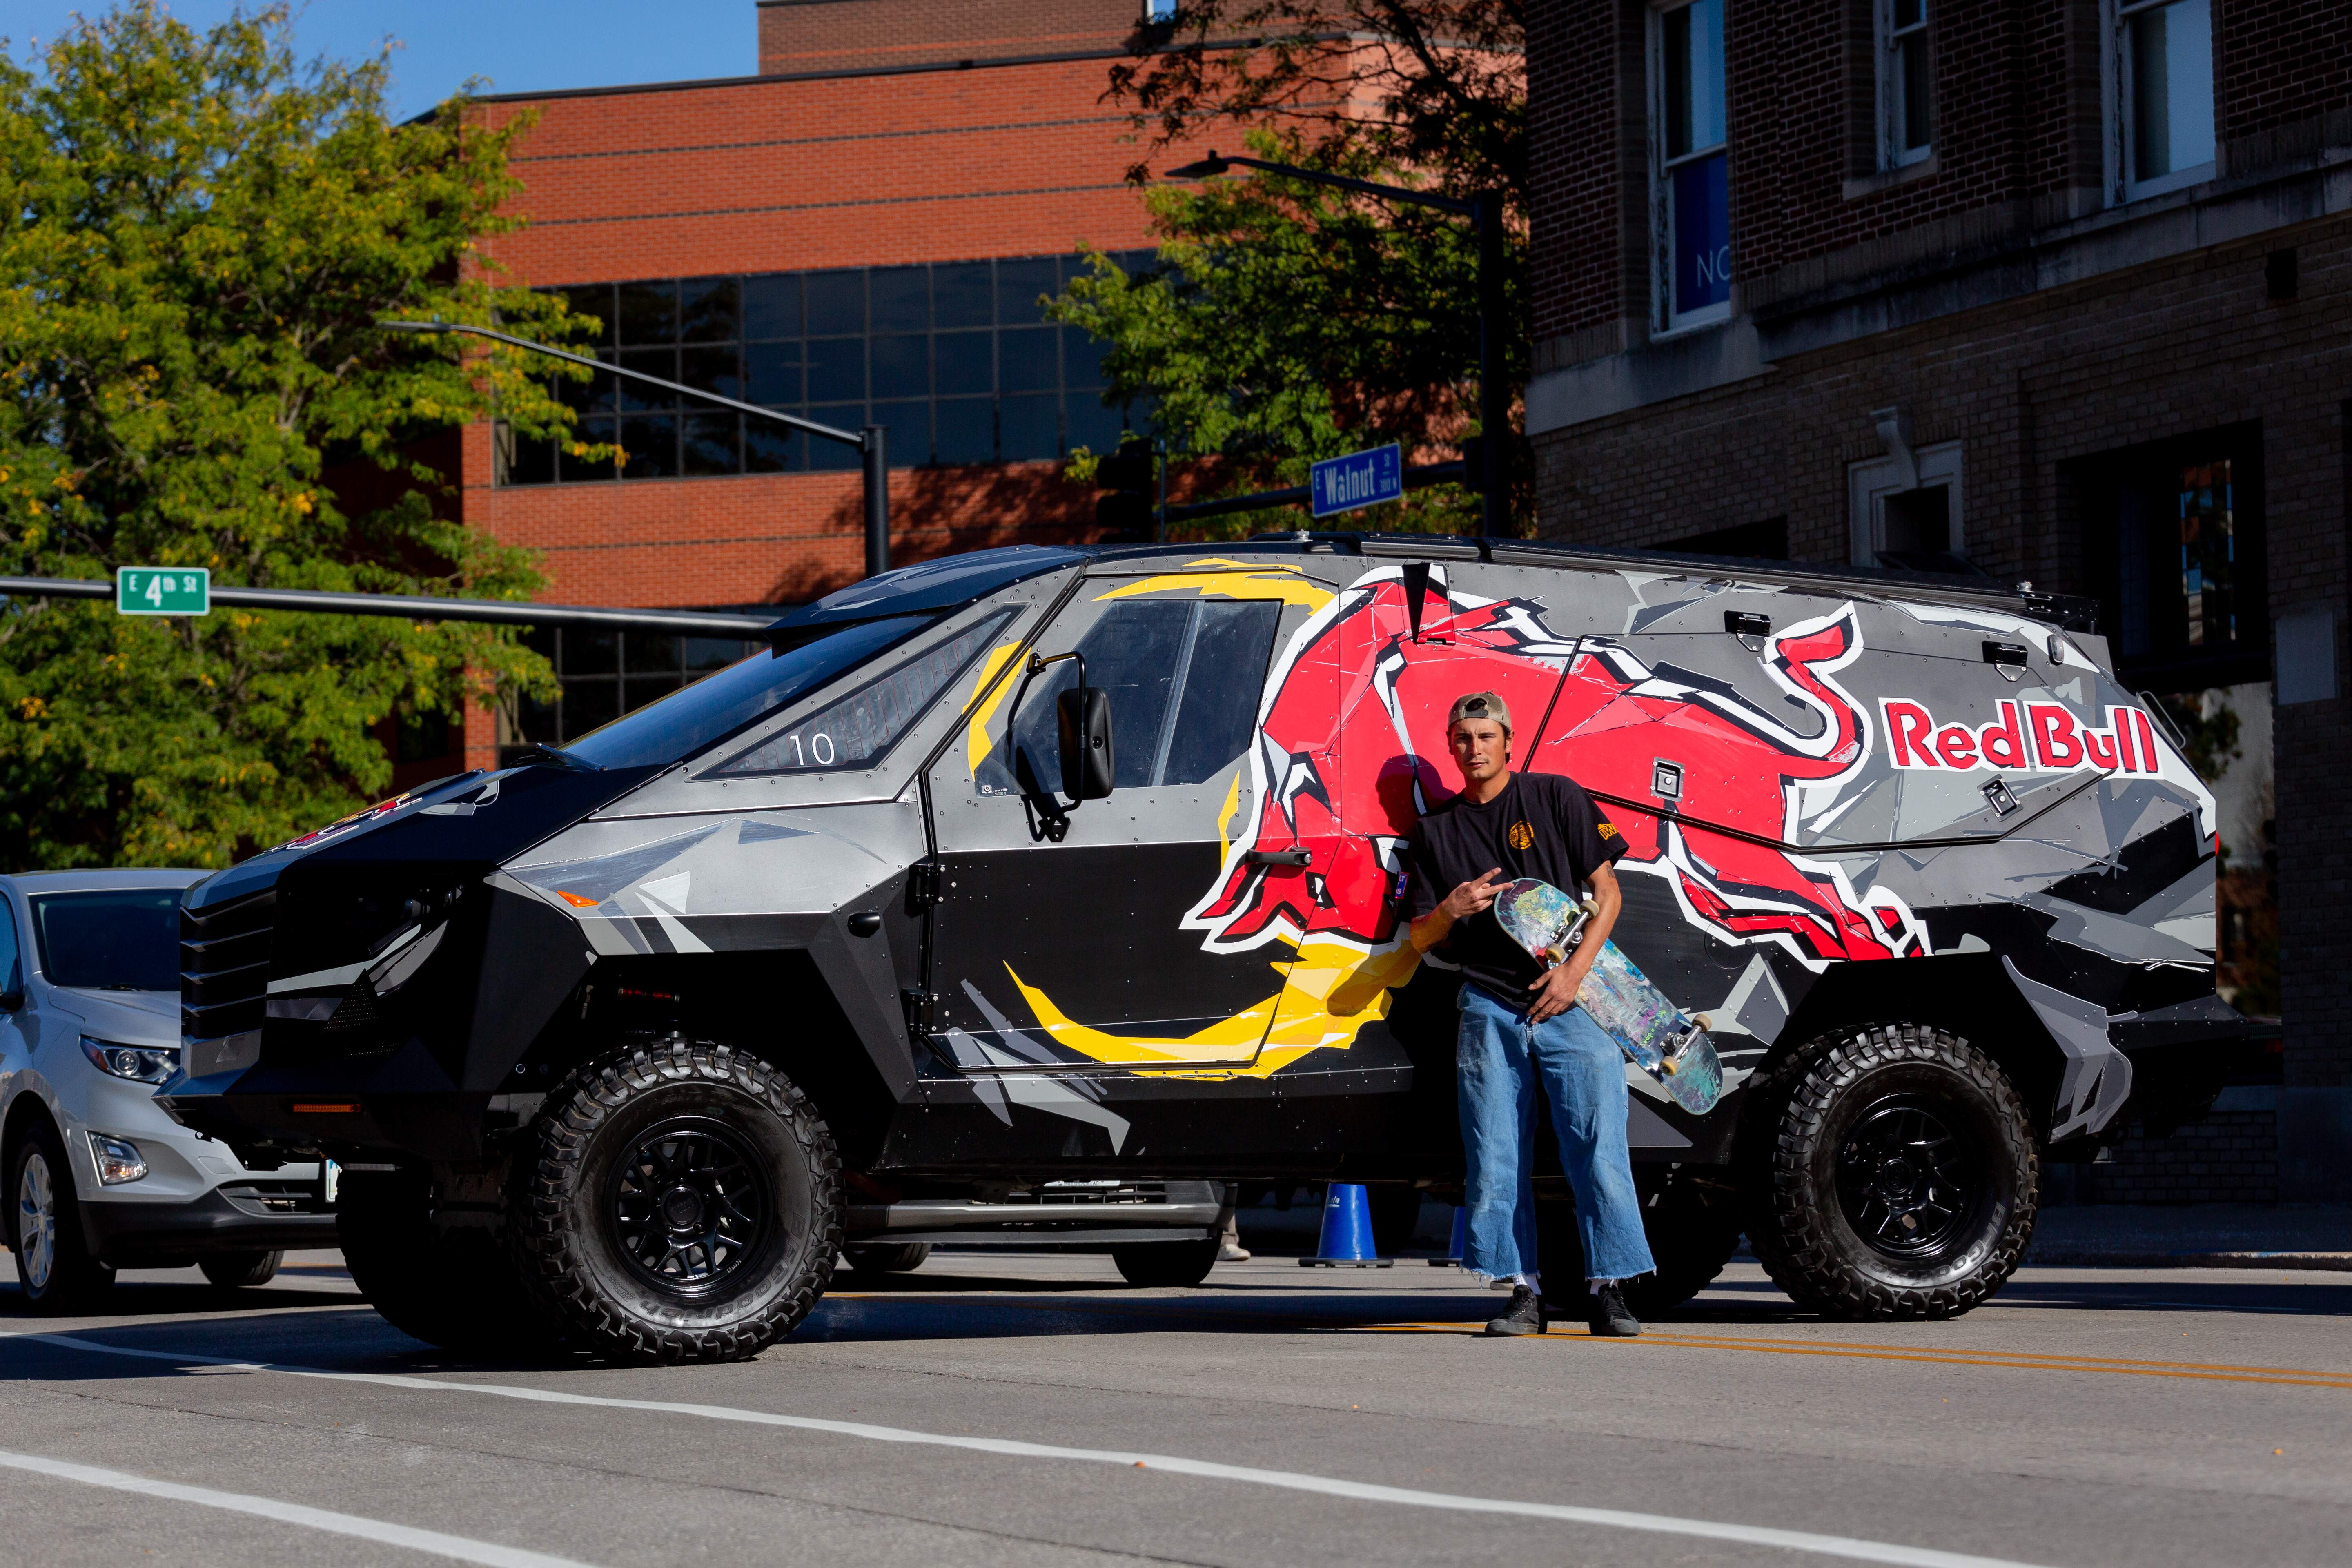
[556,614,933,771]
[29,888,182,992]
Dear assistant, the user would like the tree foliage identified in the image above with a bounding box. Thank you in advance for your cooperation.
[0,4,582,868]
[1056,3,1528,535]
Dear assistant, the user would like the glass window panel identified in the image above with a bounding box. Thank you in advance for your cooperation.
[746,341,802,405]
[805,269,865,335]
[933,398,994,466]
[502,425,555,486]
[999,393,1060,461]
[2130,0,2214,184]
[872,399,929,466]
[999,326,1059,392]
[1006,601,1190,792]
[716,612,1013,775]
[557,283,615,345]
[679,345,740,401]
[1897,30,1932,154]
[996,257,1059,325]
[557,355,617,414]
[1671,152,1732,317]
[616,280,678,344]
[808,337,865,402]
[566,629,619,676]
[679,276,740,343]
[870,265,928,332]
[743,274,801,339]
[564,679,621,739]
[1893,0,1922,25]
[1063,327,1110,389]
[618,414,677,479]
[935,330,993,394]
[519,692,560,744]
[1160,601,1282,785]
[869,333,930,399]
[625,674,684,711]
[686,637,750,673]
[933,261,992,329]
[1663,0,1726,160]
[746,416,802,473]
[1065,395,1125,457]
[623,633,682,675]
[617,348,677,410]
[809,407,865,470]
[681,411,740,477]
[561,416,618,481]
[2178,459,2236,648]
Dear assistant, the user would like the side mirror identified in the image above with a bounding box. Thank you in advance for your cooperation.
[1057,687,1115,801]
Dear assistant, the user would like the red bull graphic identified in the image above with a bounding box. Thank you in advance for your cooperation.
[1186,566,1929,972]
[1882,698,2164,775]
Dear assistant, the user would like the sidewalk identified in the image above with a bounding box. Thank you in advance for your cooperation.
[2024,1203,2352,1270]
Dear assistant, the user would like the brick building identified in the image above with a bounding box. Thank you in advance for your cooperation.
[1524,0,2350,1194]
[400,1,1189,784]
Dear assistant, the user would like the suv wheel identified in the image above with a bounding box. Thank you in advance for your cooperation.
[1743,1023,2037,1320]
[340,1172,549,1354]
[841,1242,931,1275]
[514,1037,840,1363]
[1111,1238,1220,1287]
[8,1123,114,1312]
[199,1250,283,1290]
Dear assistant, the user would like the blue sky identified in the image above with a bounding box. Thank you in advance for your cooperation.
[3,2,756,121]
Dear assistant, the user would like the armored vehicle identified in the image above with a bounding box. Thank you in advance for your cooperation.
[161,539,2243,1359]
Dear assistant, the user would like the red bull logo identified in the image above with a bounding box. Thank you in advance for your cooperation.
[1186,566,1928,971]
[1881,698,2164,775]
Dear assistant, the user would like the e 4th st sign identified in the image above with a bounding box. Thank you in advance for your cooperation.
[117,567,210,616]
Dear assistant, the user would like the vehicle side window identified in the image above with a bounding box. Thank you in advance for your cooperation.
[0,898,21,998]
[713,610,1012,775]
[991,599,1281,792]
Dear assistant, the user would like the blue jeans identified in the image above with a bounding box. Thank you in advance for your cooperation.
[1457,982,1656,1286]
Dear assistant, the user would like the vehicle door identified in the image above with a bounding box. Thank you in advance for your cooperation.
[0,890,27,1113]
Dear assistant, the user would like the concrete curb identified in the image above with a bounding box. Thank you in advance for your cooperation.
[2026,1250,2352,1271]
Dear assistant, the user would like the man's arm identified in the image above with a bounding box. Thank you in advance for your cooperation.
[1526,862,1621,1022]
[1409,867,1509,953]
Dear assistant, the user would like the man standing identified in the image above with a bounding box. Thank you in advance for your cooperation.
[1406,692,1653,1337]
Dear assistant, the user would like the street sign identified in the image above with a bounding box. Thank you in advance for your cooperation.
[1310,443,1404,519]
[116,567,210,616]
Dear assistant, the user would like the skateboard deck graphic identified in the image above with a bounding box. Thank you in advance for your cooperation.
[1493,878,1725,1115]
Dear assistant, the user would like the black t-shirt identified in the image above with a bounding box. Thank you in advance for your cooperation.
[1406,770,1626,1001]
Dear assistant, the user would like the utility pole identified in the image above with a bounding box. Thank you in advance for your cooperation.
[380,319,896,579]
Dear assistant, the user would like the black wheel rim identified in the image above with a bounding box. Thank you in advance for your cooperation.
[1832,1094,1982,1261]
[606,1117,773,1298]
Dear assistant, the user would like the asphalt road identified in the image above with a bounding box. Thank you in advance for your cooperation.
[1,1247,2347,1568]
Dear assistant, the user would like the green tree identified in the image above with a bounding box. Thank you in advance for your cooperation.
[1053,3,1526,535]
[0,4,584,869]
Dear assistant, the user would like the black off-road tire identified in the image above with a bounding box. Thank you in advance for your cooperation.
[841,1242,931,1274]
[199,1250,283,1290]
[339,1172,548,1354]
[513,1038,840,1364]
[1111,1237,1221,1287]
[1741,1023,2037,1321]
[7,1120,115,1312]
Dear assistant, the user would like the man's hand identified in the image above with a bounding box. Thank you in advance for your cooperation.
[1526,948,1593,1023]
[1441,868,1508,922]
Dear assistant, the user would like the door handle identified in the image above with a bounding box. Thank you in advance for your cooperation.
[1243,848,1312,867]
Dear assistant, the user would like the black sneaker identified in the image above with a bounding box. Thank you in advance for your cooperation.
[1483,1284,1547,1336]
[1587,1281,1640,1337]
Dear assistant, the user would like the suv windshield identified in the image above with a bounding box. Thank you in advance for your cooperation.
[30,888,182,992]
[557,615,932,771]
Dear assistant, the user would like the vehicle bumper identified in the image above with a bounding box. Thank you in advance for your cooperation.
[76,1184,340,1267]
[2109,995,2254,1138]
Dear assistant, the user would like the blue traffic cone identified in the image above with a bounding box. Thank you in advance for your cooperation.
[1427,1203,1467,1267]
[1300,1182,1394,1268]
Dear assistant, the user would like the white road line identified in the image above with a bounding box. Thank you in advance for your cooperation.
[4,1330,2052,1568]
[0,1446,601,1568]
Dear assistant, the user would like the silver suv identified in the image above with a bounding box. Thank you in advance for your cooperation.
[1,870,336,1309]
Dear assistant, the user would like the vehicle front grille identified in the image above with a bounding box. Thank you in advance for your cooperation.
[217,1178,327,1218]
[990,1181,1171,1207]
[182,889,276,1050]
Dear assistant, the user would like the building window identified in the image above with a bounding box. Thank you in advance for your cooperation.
[497,627,760,768]
[499,252,1153,486]
[1848,441,1966,572]
[2111,0,2214,201]
[1877,0,1932,168]
[1652,0,1731,332]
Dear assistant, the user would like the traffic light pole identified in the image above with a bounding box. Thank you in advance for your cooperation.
[1163,153,1509,534]
[379,319,895,579]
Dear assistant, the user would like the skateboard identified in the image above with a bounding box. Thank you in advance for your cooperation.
[1491,878,1725,1116]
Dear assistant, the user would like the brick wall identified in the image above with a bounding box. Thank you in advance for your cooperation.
[758,0,1140,76]
[2051,1099,2281,1205]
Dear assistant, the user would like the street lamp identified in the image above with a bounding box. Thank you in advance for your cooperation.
[379,318,895,580]
[1162,151,1511,538]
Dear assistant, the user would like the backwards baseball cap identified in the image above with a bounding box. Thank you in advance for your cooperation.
[1447,691,1513,734]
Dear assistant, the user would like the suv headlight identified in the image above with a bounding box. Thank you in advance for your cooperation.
[82,1038,180,1085]
[91,1133,147,1185]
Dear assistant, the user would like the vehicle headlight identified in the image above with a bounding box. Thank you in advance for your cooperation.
[91,1133,147,1185]
[82,1038,180,1085]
